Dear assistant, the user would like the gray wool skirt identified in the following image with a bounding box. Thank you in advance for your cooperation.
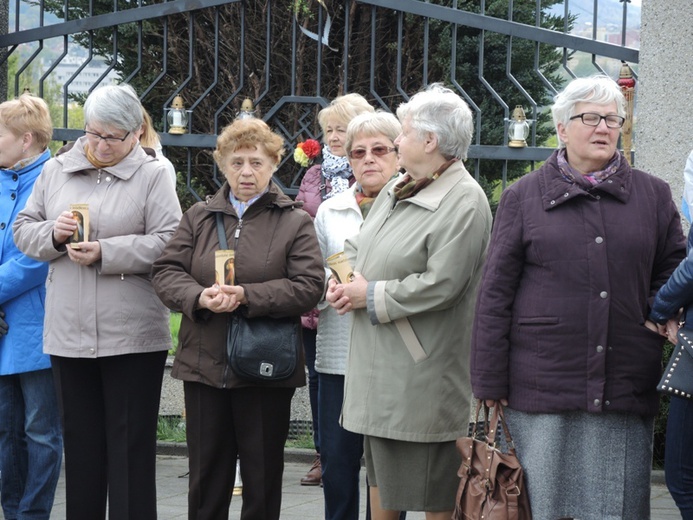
[502,408,654,520]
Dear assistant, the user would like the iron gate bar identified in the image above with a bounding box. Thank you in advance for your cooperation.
[1,0,239,47]
[358,0,638,63]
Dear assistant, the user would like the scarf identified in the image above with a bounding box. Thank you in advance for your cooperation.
[394,158,458,201]
[229,187,268,218]
[354,186,375,219]
[557,148,621,188]
[321,145,352,198]
[10,152,43,172]
[85,144,123,169]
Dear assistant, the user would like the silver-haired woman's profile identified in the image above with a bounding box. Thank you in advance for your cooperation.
[327,84,492,520]
[14,84,182,520]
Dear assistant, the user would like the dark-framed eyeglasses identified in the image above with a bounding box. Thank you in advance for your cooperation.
[569,113,625,129]
[84,129,131,144]
[348,145,397,160]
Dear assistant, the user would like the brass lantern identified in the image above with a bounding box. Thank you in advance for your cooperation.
[166,95,189,135]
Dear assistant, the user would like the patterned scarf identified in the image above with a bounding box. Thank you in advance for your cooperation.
[321,145,352,198]
[10,152,43,172]
[85,144,129,169]
[557,148,621,187]
[394,158,458,201]
[354,186,375,219]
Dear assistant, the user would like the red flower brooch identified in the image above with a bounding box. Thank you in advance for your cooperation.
[294,139,321,167]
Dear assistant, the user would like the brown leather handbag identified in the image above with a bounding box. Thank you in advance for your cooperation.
[453,401,532,520]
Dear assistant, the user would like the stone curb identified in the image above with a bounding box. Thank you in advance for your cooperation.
[156,442,667,485]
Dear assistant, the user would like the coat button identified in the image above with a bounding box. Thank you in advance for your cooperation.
[563,192,569,198]
[11,174,17,181]
[0,223,6,230]
[89,348,95,354]
[605,400,611,406]
[10,193,16,200]
[595,236,603,244]
[594,399,601,406]
[596,345,604,353]
[600,291,608,299]
[550,200,556,205]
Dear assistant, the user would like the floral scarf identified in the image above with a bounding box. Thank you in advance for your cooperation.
[557,148,621,188]
[321,145,352,198]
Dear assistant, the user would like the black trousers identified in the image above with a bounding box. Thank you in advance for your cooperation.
[184,382,294,520]
[51,351,167,520]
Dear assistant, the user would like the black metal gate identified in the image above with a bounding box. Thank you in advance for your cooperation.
[0,0,639,204]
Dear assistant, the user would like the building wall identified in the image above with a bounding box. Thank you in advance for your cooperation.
[638,1,693,212]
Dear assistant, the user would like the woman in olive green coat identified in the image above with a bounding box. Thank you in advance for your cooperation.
[327,84,492,520]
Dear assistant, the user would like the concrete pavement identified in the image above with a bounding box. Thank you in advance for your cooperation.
[5,448,682,519]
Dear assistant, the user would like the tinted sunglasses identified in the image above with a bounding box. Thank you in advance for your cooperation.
[348,145,397,160]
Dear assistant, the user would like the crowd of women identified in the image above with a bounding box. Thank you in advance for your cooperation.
[1,73,692,520]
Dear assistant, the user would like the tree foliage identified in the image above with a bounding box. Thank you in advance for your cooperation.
[38,0,571,207]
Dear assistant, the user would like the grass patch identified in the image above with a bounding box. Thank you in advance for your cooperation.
[169,312,182,355]
[157,416,187,443]
[285,432,315,450]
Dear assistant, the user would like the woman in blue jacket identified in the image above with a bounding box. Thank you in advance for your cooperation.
[650,223,693,520]
[0,94,62,520]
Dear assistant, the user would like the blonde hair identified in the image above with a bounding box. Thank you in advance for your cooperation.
[139,109,161,149]
[317,93,374,132]
[0,94,53,150]
[214,118,285,168]
[345,111,402,153]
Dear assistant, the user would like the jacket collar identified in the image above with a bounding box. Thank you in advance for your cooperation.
[1,149,51,177]
[539,150,632,211]
[55,136,156,181]
[205,180,302,214]
[387,160,470,211]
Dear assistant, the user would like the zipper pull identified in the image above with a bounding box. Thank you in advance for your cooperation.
[234,219,243,239]
[97,170,102,184]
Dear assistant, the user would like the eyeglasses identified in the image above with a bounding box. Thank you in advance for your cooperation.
[569,113,625,129]
[84,129,131,144]
[348,146,397,160]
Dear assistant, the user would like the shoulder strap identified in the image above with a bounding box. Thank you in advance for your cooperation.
[215,212,228,249]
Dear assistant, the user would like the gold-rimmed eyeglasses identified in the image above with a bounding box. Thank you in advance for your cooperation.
[348,145,397,160]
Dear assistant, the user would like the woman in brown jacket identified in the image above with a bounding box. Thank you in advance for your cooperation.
[152,118,324,520]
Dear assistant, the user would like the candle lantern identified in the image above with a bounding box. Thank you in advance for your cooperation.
[236,98,256,120]
[617,62,636,166]
[506,105,533,148]
[166,95,189,135]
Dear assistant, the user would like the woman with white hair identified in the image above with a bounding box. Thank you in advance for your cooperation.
[471,75,686,519]
[327,84,492,519]
[13,84,182,519]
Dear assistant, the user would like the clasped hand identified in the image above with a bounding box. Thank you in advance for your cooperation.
[199,284,246,313]
[325,273,368,315]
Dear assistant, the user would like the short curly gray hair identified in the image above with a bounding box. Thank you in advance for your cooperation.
[84,84,144,134]
[551,75,626,148]
[396,83,473,160]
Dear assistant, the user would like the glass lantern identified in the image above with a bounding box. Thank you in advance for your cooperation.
[506,105,533,148]
[166,95,189,135]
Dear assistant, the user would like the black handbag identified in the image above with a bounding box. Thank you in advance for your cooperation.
[227,313,300,382]
[658,328,693,400]
[216,212,300,383]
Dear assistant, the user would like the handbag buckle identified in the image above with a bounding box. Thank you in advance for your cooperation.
[260,362,274,377]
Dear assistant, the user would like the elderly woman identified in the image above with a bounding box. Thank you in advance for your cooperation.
[13,84,182,519]
[0,95,62,520]
[296,92,374,485]
[151,117,324,520]
[327,84,492,520]
[471,75,686,520]
[314,111,401,520]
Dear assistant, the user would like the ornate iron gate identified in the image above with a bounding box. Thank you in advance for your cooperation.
[0,0,639,204]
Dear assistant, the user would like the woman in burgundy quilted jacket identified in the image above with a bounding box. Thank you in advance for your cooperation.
[471,75,686,520]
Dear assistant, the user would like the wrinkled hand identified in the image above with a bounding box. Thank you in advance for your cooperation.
[53,211,78,244]
[326,278,351,315]
[326,274,369,315]
[198,284,246,313]
[665,318,681,345]
[66,241,101,266]
[0,308,8,337]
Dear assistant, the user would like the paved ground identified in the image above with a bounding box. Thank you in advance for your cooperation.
[3,449,682,519]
